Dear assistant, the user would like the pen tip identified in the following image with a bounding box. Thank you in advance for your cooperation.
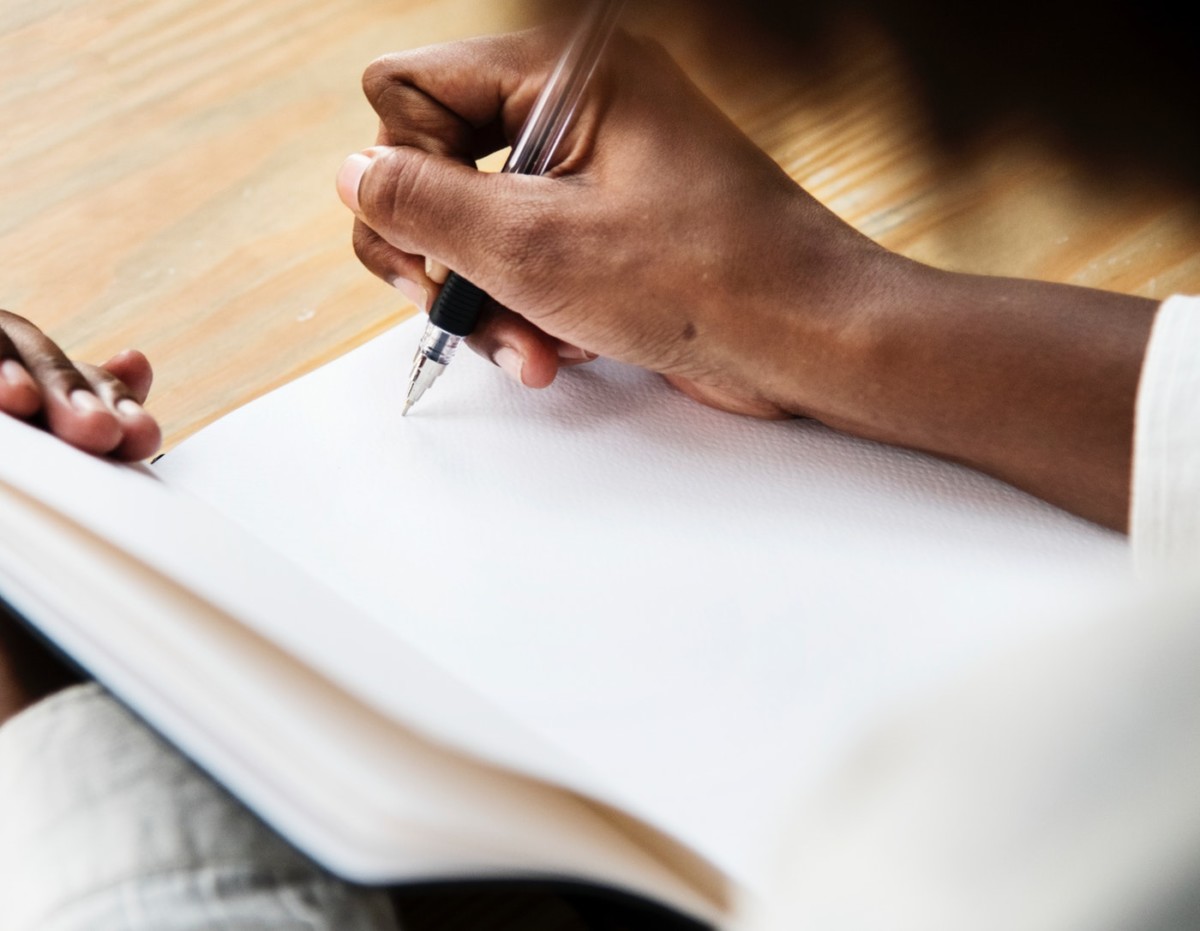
[401,399,413,417]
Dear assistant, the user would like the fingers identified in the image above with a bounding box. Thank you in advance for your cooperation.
[354,30,576,316]
[0,310,121,453]
[0,325,43,418]
[99,349,154,404]
[341,27,822,420]
[351,218,434,309]
[362,31,561,154]
[338,145,561,293]
[462,304,599,390]
[77,361,162,461]
[359,34,548,301]
[0,310,161,461]
[340,145,599,391]
[465,304,561,389]
[344,28,607,330]
[365,61,506,161]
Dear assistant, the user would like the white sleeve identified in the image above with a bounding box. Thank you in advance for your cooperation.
[1130,294,1200,576]
[737,580,1200,931]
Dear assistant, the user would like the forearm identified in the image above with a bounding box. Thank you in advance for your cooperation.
[792,257,1158,531]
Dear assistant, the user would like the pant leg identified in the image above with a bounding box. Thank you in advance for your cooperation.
[0,683,400,931]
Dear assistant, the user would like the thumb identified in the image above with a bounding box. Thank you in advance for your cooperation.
[337,145,549,289]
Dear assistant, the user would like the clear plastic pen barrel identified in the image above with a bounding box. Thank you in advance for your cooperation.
[402,0,626,414]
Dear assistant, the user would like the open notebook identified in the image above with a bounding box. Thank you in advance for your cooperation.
[0,315,1131,927]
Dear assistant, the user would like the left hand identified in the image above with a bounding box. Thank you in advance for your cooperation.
[0,310,161,461]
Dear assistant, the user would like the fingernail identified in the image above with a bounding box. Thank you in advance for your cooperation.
[116,398,145,419]
[493,346,525,385]
[557,343,594,362]
[1,359,33,388]
[336,153,372,213]
[392,277,428,313]
[425,257,449,285]
[70,389,106,414]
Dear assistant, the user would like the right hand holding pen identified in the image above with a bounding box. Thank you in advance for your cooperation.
[337,27,1157,531]
[337,28,890,420]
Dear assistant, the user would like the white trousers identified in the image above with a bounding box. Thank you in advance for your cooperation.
[0,683,399,931]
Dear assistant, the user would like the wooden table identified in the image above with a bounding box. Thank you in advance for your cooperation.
[3,0,1198,450]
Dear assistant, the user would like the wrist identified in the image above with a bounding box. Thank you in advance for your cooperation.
[796,258,954,444]
[786,257,1156,528]
[734,208,920,430]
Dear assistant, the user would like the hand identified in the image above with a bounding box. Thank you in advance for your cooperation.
[337,29,1158,531]
[337,28,887,419]
[0,310,161,461]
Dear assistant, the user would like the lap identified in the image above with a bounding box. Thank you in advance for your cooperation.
[0,681,657,931]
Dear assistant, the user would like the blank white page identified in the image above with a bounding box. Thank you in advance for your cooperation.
[156,316,1130,886]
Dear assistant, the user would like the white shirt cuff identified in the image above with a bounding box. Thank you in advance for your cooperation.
[1130,294,1200,576]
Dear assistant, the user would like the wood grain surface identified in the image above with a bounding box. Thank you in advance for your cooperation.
[2,0,1197,449]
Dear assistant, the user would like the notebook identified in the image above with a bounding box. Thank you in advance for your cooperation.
[0,314,1130,927]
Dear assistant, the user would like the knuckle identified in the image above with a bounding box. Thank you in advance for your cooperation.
[0,308,32,332]
[30,353,84,389]
[363,56,472,155]
[362,54,406,103]
[76,362,120,398]
[370,151,432,242]
[0,311,69,365]
[356,150,446,258]
[370,74,419,123]
[376,85,467,155]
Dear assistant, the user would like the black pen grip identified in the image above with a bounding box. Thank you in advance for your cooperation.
[428,273,487,337]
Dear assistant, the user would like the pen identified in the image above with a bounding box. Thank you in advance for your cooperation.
[401,0,626,415]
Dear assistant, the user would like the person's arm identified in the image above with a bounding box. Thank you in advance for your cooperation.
[819,265,1155,532]
[336,29,1156,531]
